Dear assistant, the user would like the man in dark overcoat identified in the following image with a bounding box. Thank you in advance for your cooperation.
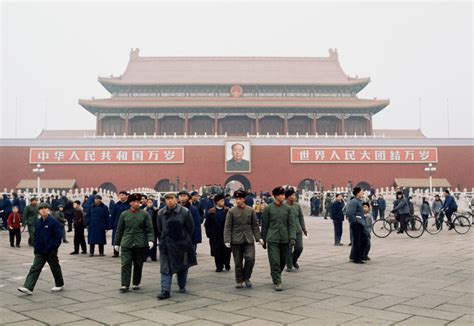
[156,193,197,300]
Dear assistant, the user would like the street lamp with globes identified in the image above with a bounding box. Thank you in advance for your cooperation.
[32,164,45,198]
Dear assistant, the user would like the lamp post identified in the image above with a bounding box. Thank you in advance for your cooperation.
[424,163,437,194]
[32,163,45,198]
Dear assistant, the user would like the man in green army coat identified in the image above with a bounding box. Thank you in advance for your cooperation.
[23,197,39,247]
[114,193,154,292]
[284,188,308,272]
[261,186,296,291]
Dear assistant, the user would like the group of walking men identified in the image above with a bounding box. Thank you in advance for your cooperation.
[17,185,308,298]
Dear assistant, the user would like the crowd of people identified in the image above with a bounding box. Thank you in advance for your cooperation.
[1,185,471,298]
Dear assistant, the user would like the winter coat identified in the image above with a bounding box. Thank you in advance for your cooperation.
[86,203,110,245]
[53,211,66,225]
[182,202,202,244]
[261,203,296,243]
[204,206,231,257]
[1,194,12,216]
[432,200,443,214]
[7,212,22,229]
[73,208,85,227]
[347,198,364,224]
[146,206,159,240]
[331,200,345,221]
[393,198,410,216]
[34,216,62,255]
[157,204,197,274]
[109,200,130,245]
[285,201,306,233]
[115,209,154,248]
[224,205,261,244]
[378,198,386,211]
[23,204,39,226]
[442,195,458,212]
[420,202,432,216]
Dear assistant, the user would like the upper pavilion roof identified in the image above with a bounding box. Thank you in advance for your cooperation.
[98,48,370,89]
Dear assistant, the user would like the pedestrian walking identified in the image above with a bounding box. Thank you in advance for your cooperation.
[205,193,232,272]
[392,191,410,234]
[70,200,87,255]
[420,197,432,227]
[53,204,68,243]
[109,191,130,257]
[378,194,386,220]
[223,190,262,288]
[114,193,154,292]
[362,202,372,261]
[347,187,368,264]
[330,193,345,246]
[7,206,22,247]
[86,195,110,256]
[324,193,332,219]
[178,191,202,253]
[144,198,159,262]
[18,203,64,295]
[156,193,197,300]
[285,187,307,272]
[23,197,39,247]
[261,186,296,291]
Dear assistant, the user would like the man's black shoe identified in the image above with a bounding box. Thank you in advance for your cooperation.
[225,264,231,271]
[157,290,170,300]
[215,268,223,272]
[70,251,79,255]
[293,262,299,269]
[353,260,365,264]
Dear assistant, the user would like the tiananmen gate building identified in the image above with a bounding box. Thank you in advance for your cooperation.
[1,49,473,193]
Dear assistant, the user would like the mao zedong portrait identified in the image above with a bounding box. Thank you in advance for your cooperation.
[226,143,250,172]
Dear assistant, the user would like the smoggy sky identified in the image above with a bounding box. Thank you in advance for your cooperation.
[1,1,472,138]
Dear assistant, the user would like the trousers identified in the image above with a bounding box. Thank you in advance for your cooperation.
[231,243,255,283]
[24,250,64,291]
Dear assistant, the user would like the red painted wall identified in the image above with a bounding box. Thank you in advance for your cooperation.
[1,145,473,192]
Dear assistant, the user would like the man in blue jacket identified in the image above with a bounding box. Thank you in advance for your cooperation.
[18,203,64,295]
[330,193,345,246]
[178,191,202,253]
[442,189,458,230]
[110,191,130,257]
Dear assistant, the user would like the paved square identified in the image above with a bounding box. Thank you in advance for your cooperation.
[1,216,472,325]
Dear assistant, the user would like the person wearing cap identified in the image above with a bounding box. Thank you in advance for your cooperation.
[223,190,262,289]
[18,202,64,295]
[191,191,204,221]
[346,187,368,264]
[261,186,297,291]
[143,198,159,262]
[205,193,232,272]
[23,197,39,247]
[178,191,202,253]
[114,193,154,292]
[156,192,197,300]
[70,200,87,255]
[284,187,308,272]
[86,195,110,257]
[109,191,130,257]
[53,204,68,243]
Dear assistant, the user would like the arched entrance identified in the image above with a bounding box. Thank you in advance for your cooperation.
[355,181,371,191]
[297,178,315,192]
[154,179,172,192]
[224,174,251,192]
[98,182,117,194]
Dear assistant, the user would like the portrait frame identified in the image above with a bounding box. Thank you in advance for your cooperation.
[225,140,251,173]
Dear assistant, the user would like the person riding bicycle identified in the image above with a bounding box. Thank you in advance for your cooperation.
[391,191,410,234]
[441,189,458,230]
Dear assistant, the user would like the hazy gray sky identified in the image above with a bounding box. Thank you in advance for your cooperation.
[1,1,472,138]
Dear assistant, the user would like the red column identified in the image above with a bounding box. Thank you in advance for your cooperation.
[184,115,189,134]
[341,117,345,135]
[255,116,260,134]
[312,115,317,135]
[124,116,129,135]
[369,115,373,135]
[155,116,160,135]
[96,115,101,135]
[283,116,289,134]
[214,115,219,134]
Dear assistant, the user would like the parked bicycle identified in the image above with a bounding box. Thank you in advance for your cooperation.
[425,210,471,235]
[372,213,424,238]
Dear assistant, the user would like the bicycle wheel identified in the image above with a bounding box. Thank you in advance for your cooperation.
[425,216,442,235]
[453,216,471,235]
[372,219,392,238]
[405,216,424,238]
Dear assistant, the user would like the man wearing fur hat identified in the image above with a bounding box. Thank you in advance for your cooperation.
[204,193,231,272]
[109,191,130,257]
[114,193,154,292]
[284,187,307,272]
[261,186,296,291]
[223,190,262,289]
[178,191,202,253]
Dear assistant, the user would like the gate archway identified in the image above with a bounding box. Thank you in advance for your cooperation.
[224,174,251,192]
